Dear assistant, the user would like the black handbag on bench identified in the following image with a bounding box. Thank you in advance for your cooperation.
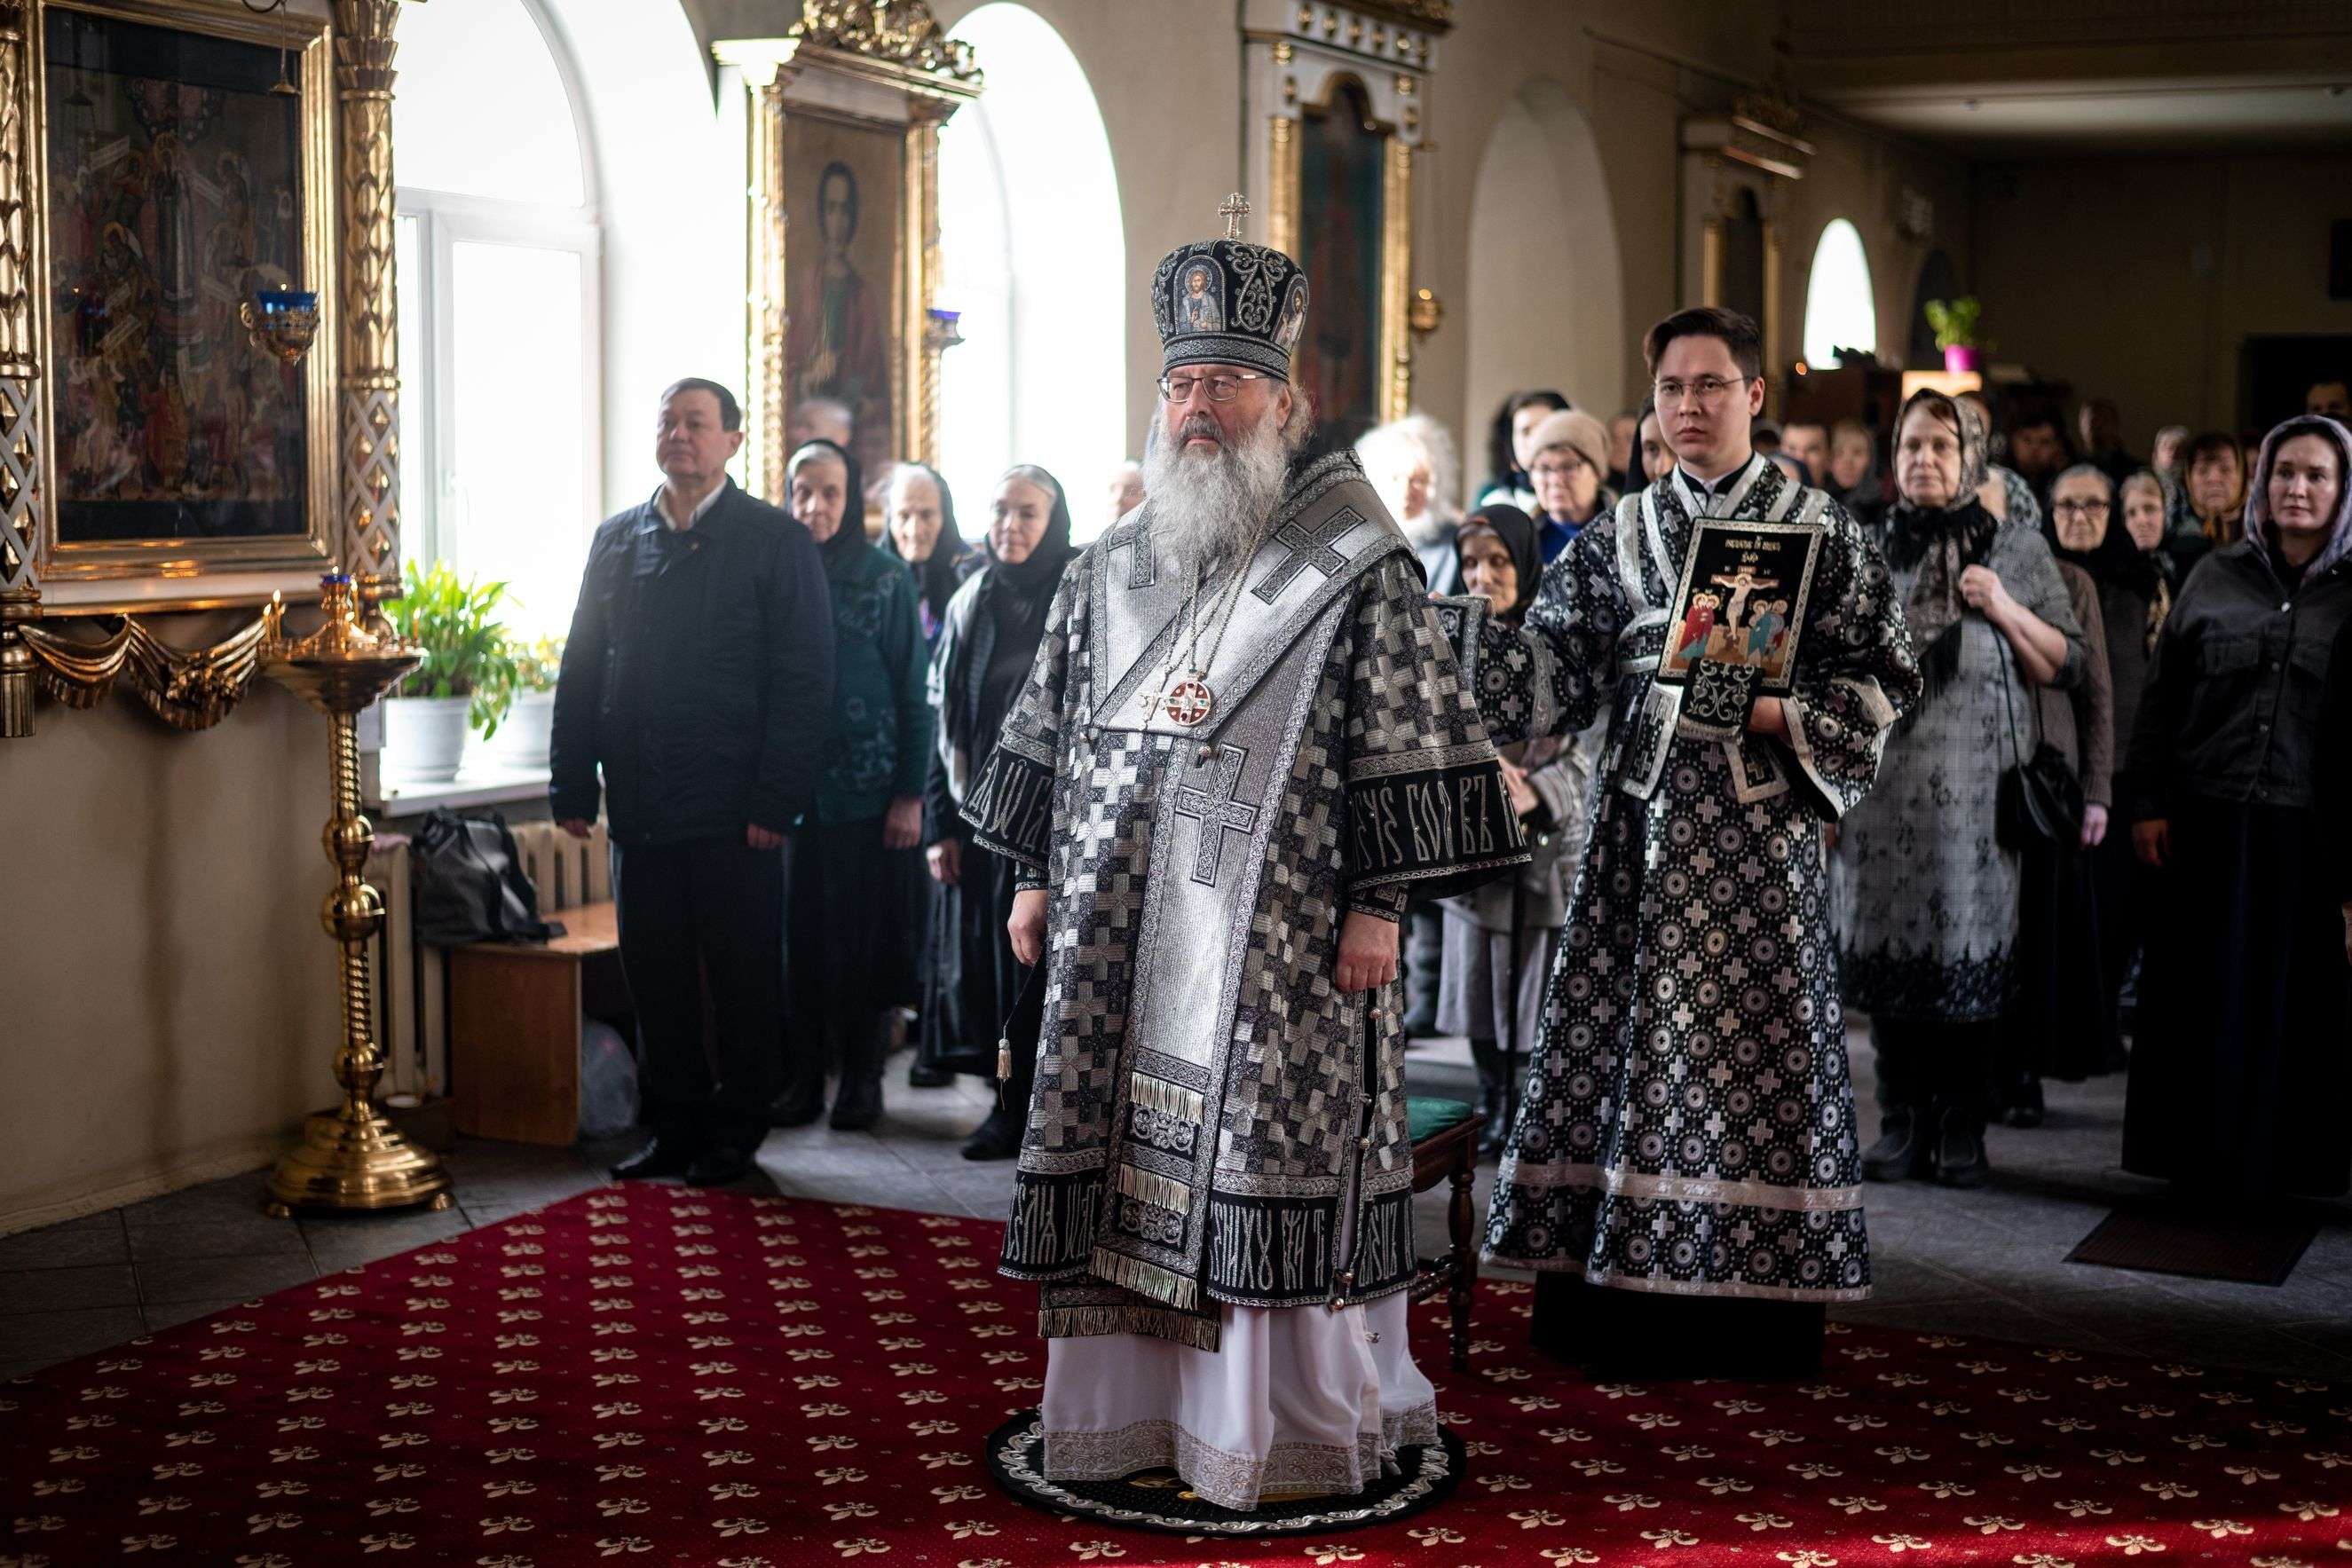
[409,808,565,946]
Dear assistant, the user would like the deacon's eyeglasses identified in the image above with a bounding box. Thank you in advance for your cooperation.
[2051,500,2111,518]
[1653,375,1752,406]
[1160,372,1269,404]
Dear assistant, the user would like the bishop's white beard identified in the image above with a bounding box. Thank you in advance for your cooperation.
[1142,400,1296,573]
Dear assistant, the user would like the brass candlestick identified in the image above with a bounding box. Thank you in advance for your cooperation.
[260,574,454,1216]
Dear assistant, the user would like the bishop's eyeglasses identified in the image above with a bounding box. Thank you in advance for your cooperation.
[1160,371,1269,404]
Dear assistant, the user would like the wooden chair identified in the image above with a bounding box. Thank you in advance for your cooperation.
[1406,1096,1480,1371]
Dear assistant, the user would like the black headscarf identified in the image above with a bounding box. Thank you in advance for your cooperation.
[2048,465,2166,600]
[787,438,867,571]
[877,461,967,626]
[981,464,1076,595]
[1458,502,1540,619]
[941,464,1077,760]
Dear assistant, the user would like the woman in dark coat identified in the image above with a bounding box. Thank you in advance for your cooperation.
[1433,504,1596,1155]
[880,461,978,1088]
[772,438,932,1132]
[2125,414,2352,1198]
[916,464,1076,1159]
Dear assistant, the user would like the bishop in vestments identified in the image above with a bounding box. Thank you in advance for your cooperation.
[962,205,1527,1509]
[1457,306,1922,1376]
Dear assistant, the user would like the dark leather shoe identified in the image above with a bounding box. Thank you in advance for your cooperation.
[770,1088,825,1129]
[611,1139,697,1181]
[830,1075,883,1131]
[1931,1113,1992,1189]
[2001,1079,2046,1129]
[961,1107,1022,1161]
[907,1062,956,1089]
[685,1147,756,1187]
[1859,1107,1922,1183]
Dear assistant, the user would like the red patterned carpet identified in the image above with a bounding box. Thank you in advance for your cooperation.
[4,1184,2349,1566]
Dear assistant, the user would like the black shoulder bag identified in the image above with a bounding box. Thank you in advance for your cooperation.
[1994,634,2083,851]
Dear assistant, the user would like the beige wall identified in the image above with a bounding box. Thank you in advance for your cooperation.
[0,662,339,1232]
[1971,153,2352,450]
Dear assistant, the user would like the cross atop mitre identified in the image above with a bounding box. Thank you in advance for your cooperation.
[1219,192,1250,240]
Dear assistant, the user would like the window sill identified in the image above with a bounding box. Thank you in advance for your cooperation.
[373,762,552,821]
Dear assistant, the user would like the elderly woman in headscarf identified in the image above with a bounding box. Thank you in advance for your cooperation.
[1433,504,1595,1155]
[1833,390,2087,1190]
[2123,414,2352,1200]
[880,461,978,1090]
[771,437,933,1133]
[1995,463,2122,1128]
[918,463,1078,1160]
[880,461,980,650]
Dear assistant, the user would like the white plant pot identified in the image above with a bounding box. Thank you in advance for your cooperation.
[494,689,556,771]
[383,694,472,784]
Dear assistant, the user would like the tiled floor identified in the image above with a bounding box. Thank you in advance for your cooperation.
[4,1028,2348,1382]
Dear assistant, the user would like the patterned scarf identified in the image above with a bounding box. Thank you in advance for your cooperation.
[1882,392,1995,708]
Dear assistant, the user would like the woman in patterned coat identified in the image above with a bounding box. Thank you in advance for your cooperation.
[1833,391,2087,1189]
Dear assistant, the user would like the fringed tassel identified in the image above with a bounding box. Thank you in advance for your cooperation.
[1038,1303,1223,1351]
[1090,1246,1200,1312]
[1126,1073,1204,1123]
[1112,1162,1194,1217]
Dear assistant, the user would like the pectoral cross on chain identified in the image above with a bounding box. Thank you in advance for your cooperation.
[1173,746,1259,886]
[1252,506,1362,603]
[1219,193,1250,240]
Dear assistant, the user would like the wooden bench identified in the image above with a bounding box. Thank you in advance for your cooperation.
[1406,1095,1480,1371]
[448,901,626,1145]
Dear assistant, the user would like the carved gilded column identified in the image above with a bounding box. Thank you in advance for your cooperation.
[0,0,41,737]
[1264,115,1298,257]
[334,0,402,627]
[743,69,788,501]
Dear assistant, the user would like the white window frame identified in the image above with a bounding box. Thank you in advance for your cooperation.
[391,0,604,597]
[395,189,603,580]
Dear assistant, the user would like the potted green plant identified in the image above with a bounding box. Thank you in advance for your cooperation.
[1923,296,1985,374]
[380,563,520,784]
[485,634,564,771]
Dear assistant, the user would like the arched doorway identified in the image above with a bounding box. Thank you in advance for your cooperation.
[938,4,1124,542]
[1462,80,1624,501]
[1803,218,1878,367]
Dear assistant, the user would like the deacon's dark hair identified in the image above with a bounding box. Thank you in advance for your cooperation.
[661,376,742,432]
[1643,306,1762,382]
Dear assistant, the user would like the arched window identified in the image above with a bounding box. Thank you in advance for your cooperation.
[938,4,1123,542]
[393,0,600,637]
[1803,219,1877,369]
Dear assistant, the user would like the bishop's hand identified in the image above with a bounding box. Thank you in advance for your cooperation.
[1008,887,1048,968]
[1335,908,1400,994]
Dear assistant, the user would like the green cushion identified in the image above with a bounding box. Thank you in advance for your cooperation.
[1408,1095,1477,1143]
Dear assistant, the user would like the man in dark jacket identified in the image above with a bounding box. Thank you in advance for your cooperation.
[552,377,834,1186]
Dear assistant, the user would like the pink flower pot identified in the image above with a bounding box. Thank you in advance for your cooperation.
[1943,345,1981,374]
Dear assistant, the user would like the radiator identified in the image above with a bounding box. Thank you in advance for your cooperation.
[366,818,608,1099]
